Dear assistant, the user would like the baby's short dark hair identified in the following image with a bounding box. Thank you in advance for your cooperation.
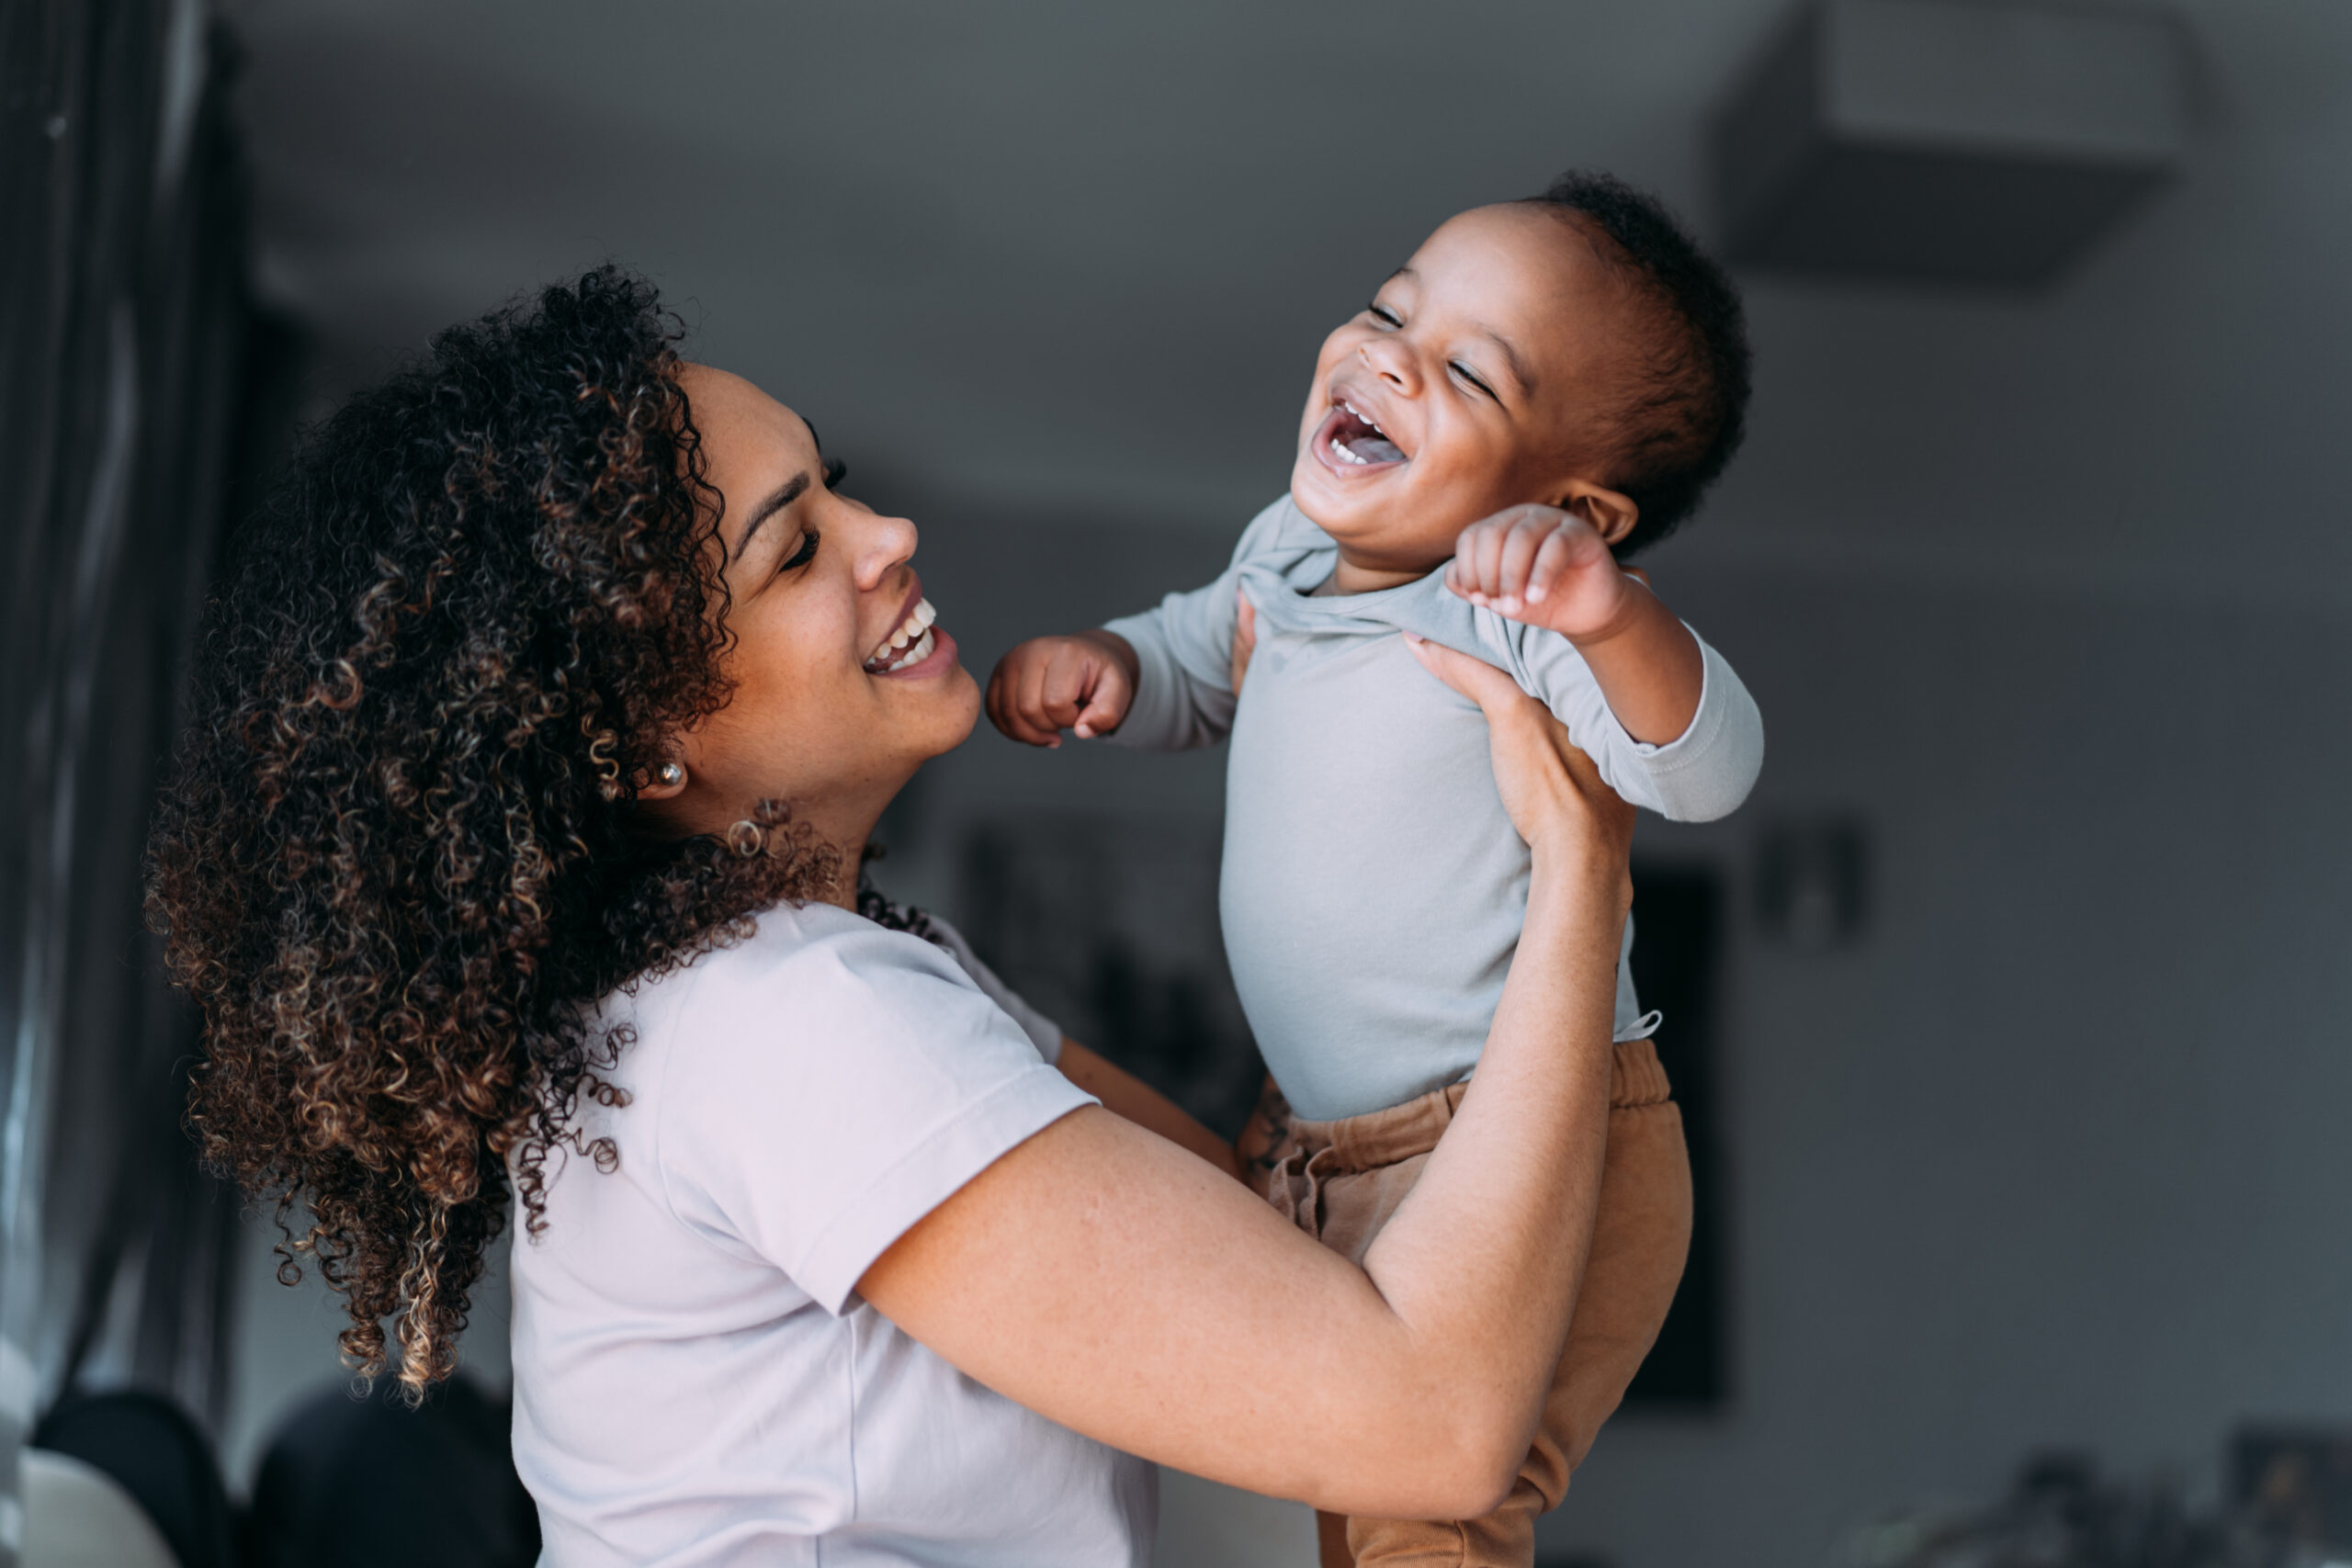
[1521,171,1752,557]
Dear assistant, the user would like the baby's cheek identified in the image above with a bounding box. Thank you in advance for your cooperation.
[1411,439,1520,527]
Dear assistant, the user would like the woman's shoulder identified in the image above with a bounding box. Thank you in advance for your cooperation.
[604,900,1091,1306]
[625,900,968,1037]
[616,899,1057,1095]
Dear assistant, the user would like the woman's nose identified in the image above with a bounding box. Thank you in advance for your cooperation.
[854,511,921,590]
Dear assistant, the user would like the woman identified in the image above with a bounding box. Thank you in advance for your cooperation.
[148,269,1635,1565]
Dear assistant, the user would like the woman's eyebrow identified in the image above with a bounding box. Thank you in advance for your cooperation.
[733,471,811,558]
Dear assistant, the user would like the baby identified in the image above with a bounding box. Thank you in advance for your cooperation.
[989,171,1761,1567]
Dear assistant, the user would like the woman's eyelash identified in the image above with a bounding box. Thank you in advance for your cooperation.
[822,457,846,489]
[779,527,820,572]
[1367,303,1400,326]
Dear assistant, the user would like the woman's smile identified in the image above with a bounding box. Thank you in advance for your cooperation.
[658,364,983,848]
[863,588,954,677]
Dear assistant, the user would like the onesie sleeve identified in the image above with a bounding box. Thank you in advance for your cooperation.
[1515,622,1765,823]
[1097,497,1290,751]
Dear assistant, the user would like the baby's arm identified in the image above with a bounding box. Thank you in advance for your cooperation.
[1451,505,1762,822]
[989,575,1239,750]
[1447,505,1702,745]
[989,501,1286,751]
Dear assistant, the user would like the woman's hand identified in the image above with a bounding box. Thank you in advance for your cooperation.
[1403,633,1634,877]
[1229,589,1257,696]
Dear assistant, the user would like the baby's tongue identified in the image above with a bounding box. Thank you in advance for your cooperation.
[1347,434,1405,464]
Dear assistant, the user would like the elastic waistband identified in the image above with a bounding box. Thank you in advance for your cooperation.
[1279,1037,1672,1176]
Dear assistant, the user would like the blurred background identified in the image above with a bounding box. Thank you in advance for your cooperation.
[4,1,2349,1564]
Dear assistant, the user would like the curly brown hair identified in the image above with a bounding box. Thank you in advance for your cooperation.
[146,267,843,1393]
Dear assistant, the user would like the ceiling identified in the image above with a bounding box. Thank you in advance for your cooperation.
[222,0,1820,512]
[225,0,2352,598]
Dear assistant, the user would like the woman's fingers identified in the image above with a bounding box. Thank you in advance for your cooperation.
[1229,590,1258,696]
[1403,631,1521,712]
[1405,633,1632,858]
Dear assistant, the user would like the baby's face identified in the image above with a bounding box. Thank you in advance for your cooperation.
[1290,204,1632,573]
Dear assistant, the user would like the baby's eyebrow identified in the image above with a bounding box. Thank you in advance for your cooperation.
[1476,328,1533,396]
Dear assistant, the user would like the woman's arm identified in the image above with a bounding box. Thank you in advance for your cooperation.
[862,640,1633,1520]
[1056,1038,1243,1181]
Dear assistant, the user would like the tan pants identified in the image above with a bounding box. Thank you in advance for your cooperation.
[1238,1039,1692,1568]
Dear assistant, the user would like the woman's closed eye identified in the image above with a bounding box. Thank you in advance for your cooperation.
[771,461,844,573]
[777,526,819,573]
[1366,302,1402,328]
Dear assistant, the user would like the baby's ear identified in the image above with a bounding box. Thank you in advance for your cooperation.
[1560,480,1639,547]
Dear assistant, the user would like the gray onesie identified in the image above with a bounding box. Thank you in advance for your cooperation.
[1102,495,1765,1121]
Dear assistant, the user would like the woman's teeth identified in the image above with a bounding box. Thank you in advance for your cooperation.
[865,598,939,673]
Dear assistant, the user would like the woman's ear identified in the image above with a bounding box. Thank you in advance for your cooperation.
[636,756,691,801]
[1558,480,1639,547]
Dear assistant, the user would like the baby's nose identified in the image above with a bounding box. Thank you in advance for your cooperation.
[1358,338,1417,390]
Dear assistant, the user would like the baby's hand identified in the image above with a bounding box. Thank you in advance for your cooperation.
[1445,504,1642,643]
[986,632,1138,748]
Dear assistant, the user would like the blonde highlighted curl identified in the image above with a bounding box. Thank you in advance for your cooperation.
[147,269,841,1394]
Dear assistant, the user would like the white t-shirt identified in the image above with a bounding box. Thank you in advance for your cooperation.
[509,900,1157,1567]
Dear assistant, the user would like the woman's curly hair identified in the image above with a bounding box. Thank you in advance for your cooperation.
[147,267,845,1393]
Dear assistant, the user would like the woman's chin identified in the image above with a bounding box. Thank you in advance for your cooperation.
[904,660,982,761]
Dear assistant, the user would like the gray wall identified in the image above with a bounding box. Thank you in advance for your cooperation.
[216,3,2352,1564]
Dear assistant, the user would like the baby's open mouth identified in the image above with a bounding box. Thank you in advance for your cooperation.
[865,597,938,673]
[1321,398,1406,467]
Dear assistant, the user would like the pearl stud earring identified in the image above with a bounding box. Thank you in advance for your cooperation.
[656,761,685,787]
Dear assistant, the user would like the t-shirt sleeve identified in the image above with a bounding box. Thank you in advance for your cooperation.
[920,912,1064,1065]
[1099,496,1291,751]
[653,909,1097,1314]
[1514,621,1766,823]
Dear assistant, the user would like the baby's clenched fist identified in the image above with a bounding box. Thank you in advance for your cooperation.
[986,631,1140,748]
[1444,504,1645,643]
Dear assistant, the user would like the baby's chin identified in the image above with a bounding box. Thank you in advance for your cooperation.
[1288,458,1458,574]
